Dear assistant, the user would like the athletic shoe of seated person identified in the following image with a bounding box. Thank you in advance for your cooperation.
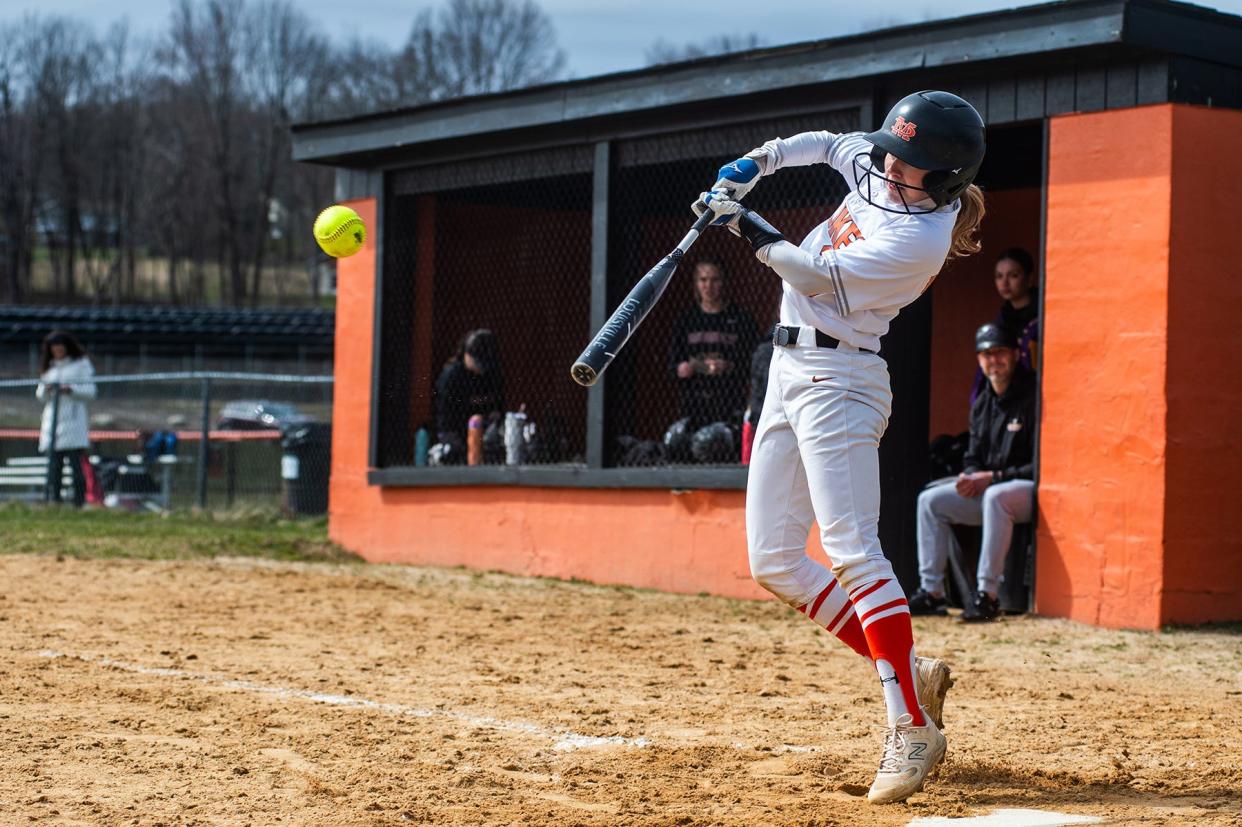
[959,591,1001,623]
[867,713,947,804]
[908,588,948,617]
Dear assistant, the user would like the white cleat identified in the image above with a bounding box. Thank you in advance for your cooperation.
[867,713,947,805]
[914,656,953,730]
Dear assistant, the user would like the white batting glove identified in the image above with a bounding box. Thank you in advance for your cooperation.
[692,191,786,252]
[691,190,745,232]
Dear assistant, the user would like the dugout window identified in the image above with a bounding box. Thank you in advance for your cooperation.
[369,108,892,484]
[604,109,858,469]
[376,146,594,470]
[363,98,1045,608]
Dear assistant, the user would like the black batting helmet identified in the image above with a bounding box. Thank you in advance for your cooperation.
[690,422,738,464]
[855,90,986,213]
[663,417,695,463]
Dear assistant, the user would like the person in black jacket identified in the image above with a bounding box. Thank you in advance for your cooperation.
[433,329,505,460]
[666,261,759,460]
[910,323,1037,622]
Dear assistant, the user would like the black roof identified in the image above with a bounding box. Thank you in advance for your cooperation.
[292,0,1242,168]
[0,305,334,348]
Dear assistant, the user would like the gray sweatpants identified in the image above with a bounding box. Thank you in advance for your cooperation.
[916,478,1035,598]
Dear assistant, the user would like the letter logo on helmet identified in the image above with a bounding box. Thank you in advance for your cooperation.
[890,116,918,142]
[854,90,986,214]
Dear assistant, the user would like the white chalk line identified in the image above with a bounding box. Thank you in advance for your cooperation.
[35,650,821,755]
[36,650,647,753]
[908,809,1103,826]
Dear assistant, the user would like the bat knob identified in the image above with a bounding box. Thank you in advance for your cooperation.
[570,362,598,387]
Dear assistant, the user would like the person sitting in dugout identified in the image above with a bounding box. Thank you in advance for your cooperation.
[909,322,1037,623]
[664,260,758,463]
[432,328,505,462]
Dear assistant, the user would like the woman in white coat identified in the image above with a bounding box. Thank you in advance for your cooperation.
[36,331,97,507]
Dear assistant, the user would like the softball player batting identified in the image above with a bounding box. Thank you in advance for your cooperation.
[695,90,986,803]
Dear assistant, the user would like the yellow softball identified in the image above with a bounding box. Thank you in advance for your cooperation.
[313,205,366,258]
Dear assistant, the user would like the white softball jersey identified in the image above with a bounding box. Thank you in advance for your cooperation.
[744,131,961,601]
[752,131,959,353]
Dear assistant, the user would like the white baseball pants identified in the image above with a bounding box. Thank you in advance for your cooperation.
[746,326,896,604]
[916,478,1035,598]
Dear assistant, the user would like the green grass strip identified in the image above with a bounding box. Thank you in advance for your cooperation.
[0,503,358,563]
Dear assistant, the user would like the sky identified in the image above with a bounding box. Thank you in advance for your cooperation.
[4,0,1242,79]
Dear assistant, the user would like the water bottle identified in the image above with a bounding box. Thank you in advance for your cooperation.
[467,414,484,466]
[504,411,526,465]
[414,427,429,467]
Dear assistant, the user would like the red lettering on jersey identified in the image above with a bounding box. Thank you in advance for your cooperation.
[820,204,865,253]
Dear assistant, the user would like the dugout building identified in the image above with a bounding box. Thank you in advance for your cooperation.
[293,0,1242,630]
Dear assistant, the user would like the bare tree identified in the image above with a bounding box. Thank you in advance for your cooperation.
[77,22,151,305]
[402,0,566,102]
[241,0,328,304]
[0,0,570,307]
[24,18,97,300]
[162,0,254,306]
[307,37,421,119]
[141,53,223,306]
[645,33,765,66]
[0,21,41,303]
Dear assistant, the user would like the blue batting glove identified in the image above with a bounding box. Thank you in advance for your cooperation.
[712,158,761,201]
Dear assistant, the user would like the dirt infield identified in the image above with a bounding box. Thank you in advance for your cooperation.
[2,554,1240,826]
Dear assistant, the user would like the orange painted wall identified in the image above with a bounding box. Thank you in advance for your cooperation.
[337,485,772,599]
[1163,106,1242,623]
[1038,106,1172,629]
[1039,104,1242,628]
[927,188,1041,439]
[330,198,379,531]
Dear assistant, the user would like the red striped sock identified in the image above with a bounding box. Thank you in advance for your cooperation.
[797,579,872,661]
[849,578,925,727]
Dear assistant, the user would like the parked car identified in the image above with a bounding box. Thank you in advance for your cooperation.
[215,400,314,432]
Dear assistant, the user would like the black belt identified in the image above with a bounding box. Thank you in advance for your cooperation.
[772,324,874,354]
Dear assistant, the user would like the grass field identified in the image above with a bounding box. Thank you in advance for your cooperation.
[2,508,1240,826]
[0,502,354,563]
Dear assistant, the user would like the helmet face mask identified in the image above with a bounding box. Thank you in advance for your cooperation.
[858,90,986,213]
[851,150,941,215]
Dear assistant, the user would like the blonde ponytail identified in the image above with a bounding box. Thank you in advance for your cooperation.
[947,184,985,260]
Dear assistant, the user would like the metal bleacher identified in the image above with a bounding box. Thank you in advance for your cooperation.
[0,456,75,501]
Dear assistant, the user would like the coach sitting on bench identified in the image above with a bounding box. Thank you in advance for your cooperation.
[909,323,1037,623]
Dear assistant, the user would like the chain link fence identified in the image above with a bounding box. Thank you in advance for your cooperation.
[376,108,858,473]
[381,146,594,469]
[0,372,333,514]
[605,110,857,467]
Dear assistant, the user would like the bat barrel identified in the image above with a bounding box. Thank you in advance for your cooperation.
[570,210,715,388]
[570,361,598,387]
